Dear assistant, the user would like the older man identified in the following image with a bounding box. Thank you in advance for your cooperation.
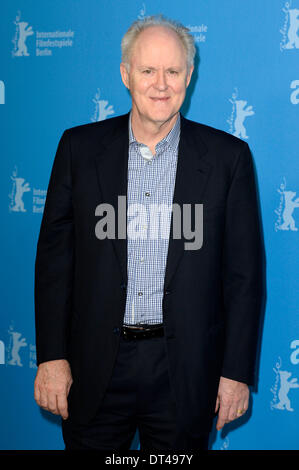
[34,15,263,451]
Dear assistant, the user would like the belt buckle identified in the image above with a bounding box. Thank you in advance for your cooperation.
[122,326,140,340]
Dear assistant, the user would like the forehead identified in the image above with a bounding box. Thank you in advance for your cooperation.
[130,26,187,67]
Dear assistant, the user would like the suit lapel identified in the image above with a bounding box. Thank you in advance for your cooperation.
[94,114,129,283]
[94,113,212,290]
[163,115,211,290]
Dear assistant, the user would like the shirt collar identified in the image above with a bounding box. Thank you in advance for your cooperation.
[128,111,181,152]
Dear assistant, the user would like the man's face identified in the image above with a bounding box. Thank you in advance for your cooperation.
[120,26,193,126]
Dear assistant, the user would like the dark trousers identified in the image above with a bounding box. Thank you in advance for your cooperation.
[62,335,209,451]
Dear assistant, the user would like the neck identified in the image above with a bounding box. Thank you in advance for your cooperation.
[131,110,179,154]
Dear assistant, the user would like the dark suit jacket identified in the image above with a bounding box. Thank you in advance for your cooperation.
[35,112,263,435]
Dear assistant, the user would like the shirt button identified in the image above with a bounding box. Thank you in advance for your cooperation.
[138,291,143,296]
[140,257,144,262]
[145,192,150,197]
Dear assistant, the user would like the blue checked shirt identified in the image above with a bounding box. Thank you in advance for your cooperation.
[123,113,181,326]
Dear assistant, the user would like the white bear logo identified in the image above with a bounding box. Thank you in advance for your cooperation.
[228,89,255,140]
[231,99,255,139]
[285,8,299,49]
[9,174,31,212]
[91,88,115,122]
[14,21,34,57]
[8,330,27,367]
[277,190,299,231]
[272,369,299,412]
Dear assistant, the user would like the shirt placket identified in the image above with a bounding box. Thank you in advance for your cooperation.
[132,145,157,324]
[124,118,179,326]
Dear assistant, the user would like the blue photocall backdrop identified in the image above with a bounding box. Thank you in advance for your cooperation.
[0,0,298,450]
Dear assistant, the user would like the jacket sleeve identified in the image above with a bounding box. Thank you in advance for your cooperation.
[220,142,264,386]
[34,129,74,366]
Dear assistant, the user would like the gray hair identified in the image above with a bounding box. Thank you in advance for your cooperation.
[121,15,196,73]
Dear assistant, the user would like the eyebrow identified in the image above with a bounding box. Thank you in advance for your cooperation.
[137,66,183,71]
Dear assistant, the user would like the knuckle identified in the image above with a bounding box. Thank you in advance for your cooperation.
[56,384,66,394]
[221,398,232,407]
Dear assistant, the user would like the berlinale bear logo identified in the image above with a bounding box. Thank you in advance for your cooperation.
[8,167,31,213]
[12,12,34,57]
[285,8,299,49]
[280,2,299,51]
[275,178,299,232]
[227,88,255,140]
[91,88,115,122]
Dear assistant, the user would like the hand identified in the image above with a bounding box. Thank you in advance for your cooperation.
[215,376,249,431]
[34,359,73,420]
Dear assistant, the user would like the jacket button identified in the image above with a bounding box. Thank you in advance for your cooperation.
[120,282,127,290]
[113,327,120,335]
[165,290,171,295]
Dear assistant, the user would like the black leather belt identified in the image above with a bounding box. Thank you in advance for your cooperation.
[121,324,164,340]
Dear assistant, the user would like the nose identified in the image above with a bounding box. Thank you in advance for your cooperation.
[154,70,168,91]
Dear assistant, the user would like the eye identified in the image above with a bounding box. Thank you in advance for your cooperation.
[168,70,179,75]
[143,69,153,75]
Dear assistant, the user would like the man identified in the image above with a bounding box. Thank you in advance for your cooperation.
[34,15,264,451]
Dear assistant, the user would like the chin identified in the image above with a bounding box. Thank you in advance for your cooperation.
[148,111,177,124]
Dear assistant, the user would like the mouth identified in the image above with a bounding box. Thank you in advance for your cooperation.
[150,97,170,102]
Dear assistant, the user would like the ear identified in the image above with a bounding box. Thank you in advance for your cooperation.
[186,65,194,88]
[120,63,130,90]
